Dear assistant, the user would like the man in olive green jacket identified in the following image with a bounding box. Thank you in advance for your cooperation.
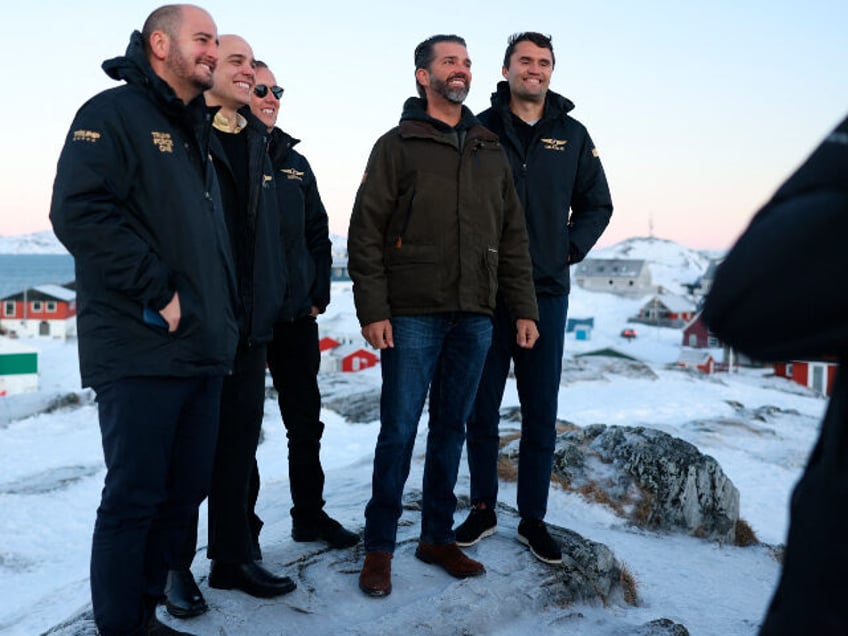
[348,34,539,598]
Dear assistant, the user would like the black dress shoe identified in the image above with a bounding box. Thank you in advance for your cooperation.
[146,615,197,635]
[164,568,208,618]
[292,511,361,549]
[208,560,296,598]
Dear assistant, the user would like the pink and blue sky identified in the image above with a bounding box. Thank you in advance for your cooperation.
[1,0,846,250]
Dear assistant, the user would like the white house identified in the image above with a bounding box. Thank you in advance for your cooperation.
[0,337,39,395]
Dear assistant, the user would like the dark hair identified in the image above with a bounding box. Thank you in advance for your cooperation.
[255,60,269,70]
[503,32,555,69]
[413,34,467,99]
[141,4,183,55]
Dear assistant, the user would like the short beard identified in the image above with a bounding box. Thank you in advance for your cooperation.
[430,75,469,104]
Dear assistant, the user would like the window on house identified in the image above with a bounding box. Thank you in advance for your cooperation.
[31,301,43,312]
[46,301,57,312]
[786,363,793,378]
[707,337,719,347]
[3,301,15,316]
[689,334,698,347]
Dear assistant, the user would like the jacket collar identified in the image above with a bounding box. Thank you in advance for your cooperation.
[399,96,497,142]
[490,80,575,122]
[101,31,209,120]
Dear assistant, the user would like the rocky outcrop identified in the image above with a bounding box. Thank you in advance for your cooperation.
[506,424,740,543]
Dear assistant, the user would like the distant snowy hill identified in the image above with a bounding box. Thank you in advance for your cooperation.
[0,230,67,255]
[593,236,722,294]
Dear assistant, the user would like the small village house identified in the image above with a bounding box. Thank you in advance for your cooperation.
[634,292,697,328]
[1,284,77,339]
[774,359,838,396]
[573,258,652,296]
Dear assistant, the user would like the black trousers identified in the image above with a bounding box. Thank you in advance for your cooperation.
[91,375,222,635]
[206,342,267,563]
[252,316,325,528]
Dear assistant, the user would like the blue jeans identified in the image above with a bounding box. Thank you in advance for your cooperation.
[364,312,493,553]
[91,375,222,636]
[466,293,567,520]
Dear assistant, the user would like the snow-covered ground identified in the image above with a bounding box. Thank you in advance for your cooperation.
[0,240,826,635]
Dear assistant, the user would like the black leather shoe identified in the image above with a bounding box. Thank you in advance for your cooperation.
[292,511,360,549]
[164,568,207,618]
[146,615,197,635]
[208,560,296,598]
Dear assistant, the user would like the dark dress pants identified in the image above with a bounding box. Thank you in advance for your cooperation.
[206,342,267,563]
[91,375,222,636]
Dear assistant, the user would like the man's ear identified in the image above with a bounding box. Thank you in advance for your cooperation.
[415,67,429,91]
[502,65,509,80]
[149,30,169,61]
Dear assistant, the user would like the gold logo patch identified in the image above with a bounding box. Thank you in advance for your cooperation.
[72,130,101,143]
[151,132,174,153]
[262,174,273,186]
[280,168,304,181]
[591,148,600,158]
[540,137,567,151]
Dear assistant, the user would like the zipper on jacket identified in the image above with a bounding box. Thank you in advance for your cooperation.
[395,191,416,248]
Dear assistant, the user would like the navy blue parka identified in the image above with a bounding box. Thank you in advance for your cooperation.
[478,82,613,295]
[50,31,239,387]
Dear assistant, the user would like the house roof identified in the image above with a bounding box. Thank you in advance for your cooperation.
[574,258,647,278]
[645,293,696,313]
[1,284,76,302]
[329,343,377,359]
[677,348,713,365]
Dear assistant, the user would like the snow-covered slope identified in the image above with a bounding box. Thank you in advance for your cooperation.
[592,236,720,294]
[0,230,67,255]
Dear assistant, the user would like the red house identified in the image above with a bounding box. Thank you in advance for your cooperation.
[333,345,379,373]
[774,359,838,396]
[319,336,341,352]
[681,313,721,349]
[1,284,77,339]
[676,349,715,374]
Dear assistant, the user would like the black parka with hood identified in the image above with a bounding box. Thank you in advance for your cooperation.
[478,82,613,295]
[50,31,239,387]
[702,113,848,635]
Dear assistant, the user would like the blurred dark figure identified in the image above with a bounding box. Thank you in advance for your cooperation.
[702,113,848,635]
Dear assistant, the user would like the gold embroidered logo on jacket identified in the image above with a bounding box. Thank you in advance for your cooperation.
[280,168,304,181]
[540,138,567,151]
[151,132,174,153]
[72,130,101,143]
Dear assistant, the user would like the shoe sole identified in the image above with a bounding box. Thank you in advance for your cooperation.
[208,578,297,598]
[455,525,496,548]
[516,533,563,565]
[165,601,208,619]
[359,580,391,598]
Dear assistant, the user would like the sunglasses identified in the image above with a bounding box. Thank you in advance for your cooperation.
[254,84,284,100]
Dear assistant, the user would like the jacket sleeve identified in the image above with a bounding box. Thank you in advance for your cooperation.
[497,167,540,322]
[49,99,173,310]
[301,156,332,313]
[568,128,613,263]
[701,114,848,361]
[347,133,397,326]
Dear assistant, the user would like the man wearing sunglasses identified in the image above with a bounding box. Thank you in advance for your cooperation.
[245,60,359,556]
[164,34,295,618]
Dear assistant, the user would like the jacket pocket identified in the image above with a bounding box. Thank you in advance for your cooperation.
[384,243,443,308]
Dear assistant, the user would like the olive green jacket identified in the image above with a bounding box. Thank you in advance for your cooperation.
[348,98,538,326]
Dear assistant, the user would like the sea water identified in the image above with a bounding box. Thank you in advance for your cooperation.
[0,254,75,298]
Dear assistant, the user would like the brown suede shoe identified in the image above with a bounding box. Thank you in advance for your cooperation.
[359,551,392,597]
[415,541,486,578]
